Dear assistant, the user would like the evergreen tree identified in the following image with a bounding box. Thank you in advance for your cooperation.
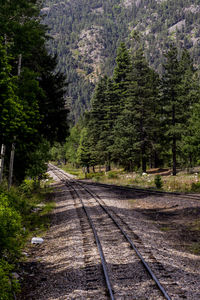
[87,76,109,167]
[113,42,132,110]
[123,48,160,172]
[0,40,23,145]
[65,124,81,166]
[161,45,196,175]
[77,127,92,173]
[0,1,69,182]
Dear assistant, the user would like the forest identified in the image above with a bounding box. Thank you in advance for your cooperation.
[0,0,69,183]
[61,40,200,177]
[0,1,68,298]
[42,0,200,121]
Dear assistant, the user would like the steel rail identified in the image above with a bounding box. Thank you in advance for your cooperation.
[78,179,200,201]
[49,164,172,299]
[52,167,115,300]
[49,163,200,201]
[80,183,172,300]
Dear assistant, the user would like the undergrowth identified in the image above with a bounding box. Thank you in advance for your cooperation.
[0,179,54,300]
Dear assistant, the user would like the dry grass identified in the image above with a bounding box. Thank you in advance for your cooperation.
[59,164,200,193]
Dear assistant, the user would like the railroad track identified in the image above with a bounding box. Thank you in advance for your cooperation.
[78,180,200,202]
[49,164,187,299]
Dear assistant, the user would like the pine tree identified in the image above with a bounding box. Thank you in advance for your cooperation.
[0,40,22,145]
[161,45,196,175]
[126,48,160,172]
[77,127,92,173]
[87,76,109,167]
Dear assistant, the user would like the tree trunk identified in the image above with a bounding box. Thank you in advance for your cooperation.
[0,144,6,184]
[18,54,22,77]
[172,104,176,176]
[154,151,159,168]
[92,166,95,173]
[142,156,146,173]
[106,164,111,172]
[172,137,176,176]
[86,166,90,173]
[8,141,15,190]
[141,143,146,173]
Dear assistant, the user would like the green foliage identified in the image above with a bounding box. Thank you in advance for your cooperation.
[65,39,200,174]
[154,175,163,189]
[65,125,81,165]
[191,182,200,192]
[50,142,66,163]
[0,259,20,300]
[0,0,69,183]
[107,171,119,179]
[19,179,35,197]
[0,181,54,299]
[0,40,23,143]
[161,45,198,175]
[77,127,92,168]
[0,193,22,258]
[25,139,50,181]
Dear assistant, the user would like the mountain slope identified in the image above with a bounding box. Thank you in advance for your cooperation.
[42,0,200,121]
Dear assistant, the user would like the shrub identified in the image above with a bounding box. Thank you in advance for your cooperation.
[0,194,22,258]
[0,259,20,300]
[107,171,119,179]
[191,182,200,192]
[19,179,35,197]
[154,175,163,189]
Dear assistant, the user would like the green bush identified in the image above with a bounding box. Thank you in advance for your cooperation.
[107,171,119,179]
[0,194,22,258]
[154,175,163,189]
[19,179,35,197]
[0,259,20,300]
[191,182,200,192]
[84,172,104,180]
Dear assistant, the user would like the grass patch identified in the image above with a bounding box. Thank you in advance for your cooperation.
[188,243,200,255]
[57,163,82,177]
[55,162,200,193]
[160,226,171,232]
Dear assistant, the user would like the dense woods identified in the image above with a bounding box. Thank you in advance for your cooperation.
[42,0,200,121]
[0,1,69,297]
[0,0,69,183]
[64,41,200,175]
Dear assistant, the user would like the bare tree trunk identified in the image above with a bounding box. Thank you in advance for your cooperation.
[8,141,15,190]
[172,137,176,176]
[172,104,176,176]
[141,143,146,173]
[106,164,111,172]
[18,54,22,77]
[0,144,6,184]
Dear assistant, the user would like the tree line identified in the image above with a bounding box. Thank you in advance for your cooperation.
[64,41,200,175]
[0,0,69,183]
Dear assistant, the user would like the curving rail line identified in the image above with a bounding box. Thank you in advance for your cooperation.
[81,181,200,201]
[49,164,172,300]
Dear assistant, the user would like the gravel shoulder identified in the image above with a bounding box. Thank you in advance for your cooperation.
[19,174,200,299]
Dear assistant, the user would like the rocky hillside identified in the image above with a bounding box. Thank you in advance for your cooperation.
[41,0,200,121]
